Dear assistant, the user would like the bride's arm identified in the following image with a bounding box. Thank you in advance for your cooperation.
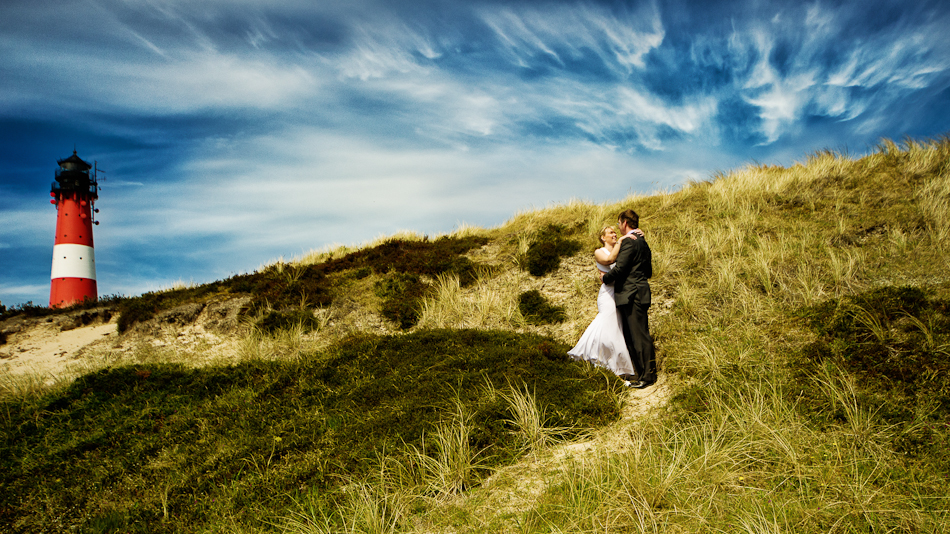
[597,230,643,265]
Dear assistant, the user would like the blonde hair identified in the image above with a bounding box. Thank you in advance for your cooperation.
[598,225,615,245]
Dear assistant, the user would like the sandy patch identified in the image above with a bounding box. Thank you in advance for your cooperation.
[620,372,672,421]
[1,318,117,380]
[462,371,673,531]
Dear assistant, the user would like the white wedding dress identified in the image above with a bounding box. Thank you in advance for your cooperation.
[568,249,635,377]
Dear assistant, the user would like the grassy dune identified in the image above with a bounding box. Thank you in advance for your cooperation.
[2,137,950,533]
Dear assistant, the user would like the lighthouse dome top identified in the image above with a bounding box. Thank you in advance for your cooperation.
[58,150,92,172]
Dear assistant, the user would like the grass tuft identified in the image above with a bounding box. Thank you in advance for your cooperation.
[522,224,583,277]
[5,135,950,533]
[518,290,567,325]
[0,330,619,532]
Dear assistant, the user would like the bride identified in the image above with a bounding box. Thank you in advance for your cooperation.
[568,225,640,380]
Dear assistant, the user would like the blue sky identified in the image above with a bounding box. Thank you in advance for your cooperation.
[2,0,949,307]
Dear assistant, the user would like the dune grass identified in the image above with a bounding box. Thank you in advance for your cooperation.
[3,137,950,533]
[0,329,620,533]
[401,137,950,533]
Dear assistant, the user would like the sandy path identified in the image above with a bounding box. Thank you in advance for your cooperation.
[0,319,117,379]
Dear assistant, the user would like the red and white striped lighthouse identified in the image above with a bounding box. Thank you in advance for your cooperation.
[49,150,100,308]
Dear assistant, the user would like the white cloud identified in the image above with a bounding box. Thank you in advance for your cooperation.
[745,72,817,143]
[811,85,854,119]
[333,24,430,81]
[4,0,950,306]
[1,35,320,114]
[0,284,49,298]
[614,87,714,134]
[0,208,56,244]
[727,3,950,143]
[480,2,664,74]
[131,53,318,110]
[87,126,718,270]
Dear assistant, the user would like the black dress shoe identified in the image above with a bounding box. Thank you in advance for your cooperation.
[632,380,655,389]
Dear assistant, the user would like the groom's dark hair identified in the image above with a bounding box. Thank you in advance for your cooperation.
[618,209,639,229]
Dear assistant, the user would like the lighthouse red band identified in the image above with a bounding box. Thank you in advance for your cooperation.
[49,151,99,308]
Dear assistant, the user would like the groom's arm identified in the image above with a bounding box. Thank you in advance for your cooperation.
[602,238,635,285]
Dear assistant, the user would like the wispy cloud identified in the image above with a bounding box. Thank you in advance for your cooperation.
[2,0,950,305]
[0,284,49,299]
[480,2,664,73]
[723,2,950,142]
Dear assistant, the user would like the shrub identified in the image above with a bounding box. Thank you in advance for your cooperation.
[523,225,582,277]
[375,272,430,329]
[248,264,333,312]
[256,308,323,334]
[0,296,117,322]
[0,329,619,532]
[807,285,930,340]
[115,283,235,332]
[116,295,159,332]
[796,285,950,468]
[110,236,489,332]
[347,236,486,285]
[518,290,566,325]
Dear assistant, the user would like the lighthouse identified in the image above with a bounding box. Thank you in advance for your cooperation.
[49,150,100,308]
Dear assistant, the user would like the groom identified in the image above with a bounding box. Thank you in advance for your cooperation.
[600,209,656,389]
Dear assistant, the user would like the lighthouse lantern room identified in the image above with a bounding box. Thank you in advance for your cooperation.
[49,150,100,308]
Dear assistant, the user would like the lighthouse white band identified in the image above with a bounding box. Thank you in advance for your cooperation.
[51,244,97,280]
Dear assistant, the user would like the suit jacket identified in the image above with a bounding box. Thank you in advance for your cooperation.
[602,234,652,307]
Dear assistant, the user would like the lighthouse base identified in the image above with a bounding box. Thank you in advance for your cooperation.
[50,277,98,308]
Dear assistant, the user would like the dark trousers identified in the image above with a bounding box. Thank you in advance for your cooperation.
[618,303,656,382]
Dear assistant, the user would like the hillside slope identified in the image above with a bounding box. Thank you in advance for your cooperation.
[2,137,949,533]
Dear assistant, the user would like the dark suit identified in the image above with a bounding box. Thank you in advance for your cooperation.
[602,233,655,383]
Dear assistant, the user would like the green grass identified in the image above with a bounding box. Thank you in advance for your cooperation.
[797,286,950,469]
[0,294,120,323]
[518,290,567,325]
[522,224,583,277]
[4,136,950,533]
[0,330,619,533]
[413,137,950,532]
[107,234,490,333]
[374,272,429,329]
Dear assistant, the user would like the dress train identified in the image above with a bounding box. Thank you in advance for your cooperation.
[568,278,635,377]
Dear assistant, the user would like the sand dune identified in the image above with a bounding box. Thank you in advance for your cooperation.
[1,318,116,380]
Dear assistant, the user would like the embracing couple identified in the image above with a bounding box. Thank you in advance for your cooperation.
[568,209,656,389]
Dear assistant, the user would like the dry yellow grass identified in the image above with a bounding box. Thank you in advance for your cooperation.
[6,137,950,534]
[322,137,950,533]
